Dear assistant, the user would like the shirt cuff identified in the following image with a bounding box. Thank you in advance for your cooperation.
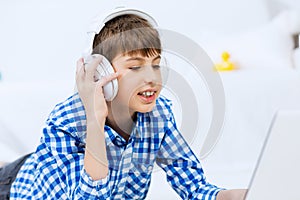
[196,185,226,200]
[77,168,110,198]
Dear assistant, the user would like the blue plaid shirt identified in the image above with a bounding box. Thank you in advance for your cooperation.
[10,93,222,199]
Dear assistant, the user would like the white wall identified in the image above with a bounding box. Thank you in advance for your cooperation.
[3,0,300,83]
[0,0,271,83]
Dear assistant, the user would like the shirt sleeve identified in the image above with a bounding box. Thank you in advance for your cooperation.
[11,94,111,199]
[40,121,111,200]
[156,112,224,200]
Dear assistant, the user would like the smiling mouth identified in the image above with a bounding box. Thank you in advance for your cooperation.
[137,90,157,103]
[138,91,156,98]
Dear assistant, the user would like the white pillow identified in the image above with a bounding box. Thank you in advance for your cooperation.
[197,11,295,70]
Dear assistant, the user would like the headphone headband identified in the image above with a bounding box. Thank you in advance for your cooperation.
[84,7,158,55]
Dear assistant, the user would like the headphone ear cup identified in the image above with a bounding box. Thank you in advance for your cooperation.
[74,54,118,101]
[99,56,118,101]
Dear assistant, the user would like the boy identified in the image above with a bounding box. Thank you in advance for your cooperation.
[6,7,246,199]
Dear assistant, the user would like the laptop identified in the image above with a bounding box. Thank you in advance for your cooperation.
[245,110,300,200]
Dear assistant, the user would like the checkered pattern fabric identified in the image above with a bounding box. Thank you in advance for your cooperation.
[10,93,223,199]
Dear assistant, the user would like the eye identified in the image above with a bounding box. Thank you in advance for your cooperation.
[153,65,161,69]
[129,66,141,70]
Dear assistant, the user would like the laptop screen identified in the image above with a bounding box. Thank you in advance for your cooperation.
[245,110,300,200]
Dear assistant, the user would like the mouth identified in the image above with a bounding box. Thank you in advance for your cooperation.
[138,91,156,97]
[137,90,157,103]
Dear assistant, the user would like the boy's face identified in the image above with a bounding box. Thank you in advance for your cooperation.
[111,52,162,114]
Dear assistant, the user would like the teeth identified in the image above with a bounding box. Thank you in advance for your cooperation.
[141,91,154,97]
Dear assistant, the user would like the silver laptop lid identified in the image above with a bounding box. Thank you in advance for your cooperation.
[245,110,300,200]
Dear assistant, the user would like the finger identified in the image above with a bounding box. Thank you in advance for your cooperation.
[76,58,84,73]
[76,58,85,81]
[86,54,103,81]
[98,72,119,86]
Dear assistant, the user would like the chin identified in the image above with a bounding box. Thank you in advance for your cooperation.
[135,103,156,113]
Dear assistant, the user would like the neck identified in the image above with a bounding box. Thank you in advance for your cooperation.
[106,102,136,142]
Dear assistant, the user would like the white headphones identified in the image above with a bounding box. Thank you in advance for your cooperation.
[78,7,161,101]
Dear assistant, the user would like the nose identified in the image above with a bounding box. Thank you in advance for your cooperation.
[143,65,159,84]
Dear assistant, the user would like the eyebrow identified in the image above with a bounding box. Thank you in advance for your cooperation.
[125,55,161,62]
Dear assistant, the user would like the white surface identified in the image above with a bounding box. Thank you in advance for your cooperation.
[294,48,300,69]
[246,110,300,200]
[202,68,300,186]
[0,80,74,161]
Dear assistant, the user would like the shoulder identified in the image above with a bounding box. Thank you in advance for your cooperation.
[48,93,84,121]
[44,93,86,141]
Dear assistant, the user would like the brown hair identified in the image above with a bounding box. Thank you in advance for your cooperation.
[92,14,161,62]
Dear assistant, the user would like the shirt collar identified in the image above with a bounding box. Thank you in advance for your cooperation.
[104,112,145,146]
[104,125,121,146]
[135,112,145,140]
[68,94,171,146]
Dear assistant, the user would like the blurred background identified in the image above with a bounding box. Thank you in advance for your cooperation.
[1,0,300,199]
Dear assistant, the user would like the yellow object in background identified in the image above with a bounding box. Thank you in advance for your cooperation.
[214,51,236,71]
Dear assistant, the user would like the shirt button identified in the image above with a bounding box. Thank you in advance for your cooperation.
[115,136,124,145]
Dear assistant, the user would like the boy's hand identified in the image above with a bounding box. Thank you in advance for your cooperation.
[76,56,119,122]
[216,189,248,200]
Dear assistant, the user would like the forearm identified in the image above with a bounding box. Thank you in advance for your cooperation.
[84,114,108,180]
[216,189,247,200]
[76,55,119,181]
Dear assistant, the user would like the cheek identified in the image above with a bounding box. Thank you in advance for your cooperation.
[117,76,141,98]
[158,71,164,84]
